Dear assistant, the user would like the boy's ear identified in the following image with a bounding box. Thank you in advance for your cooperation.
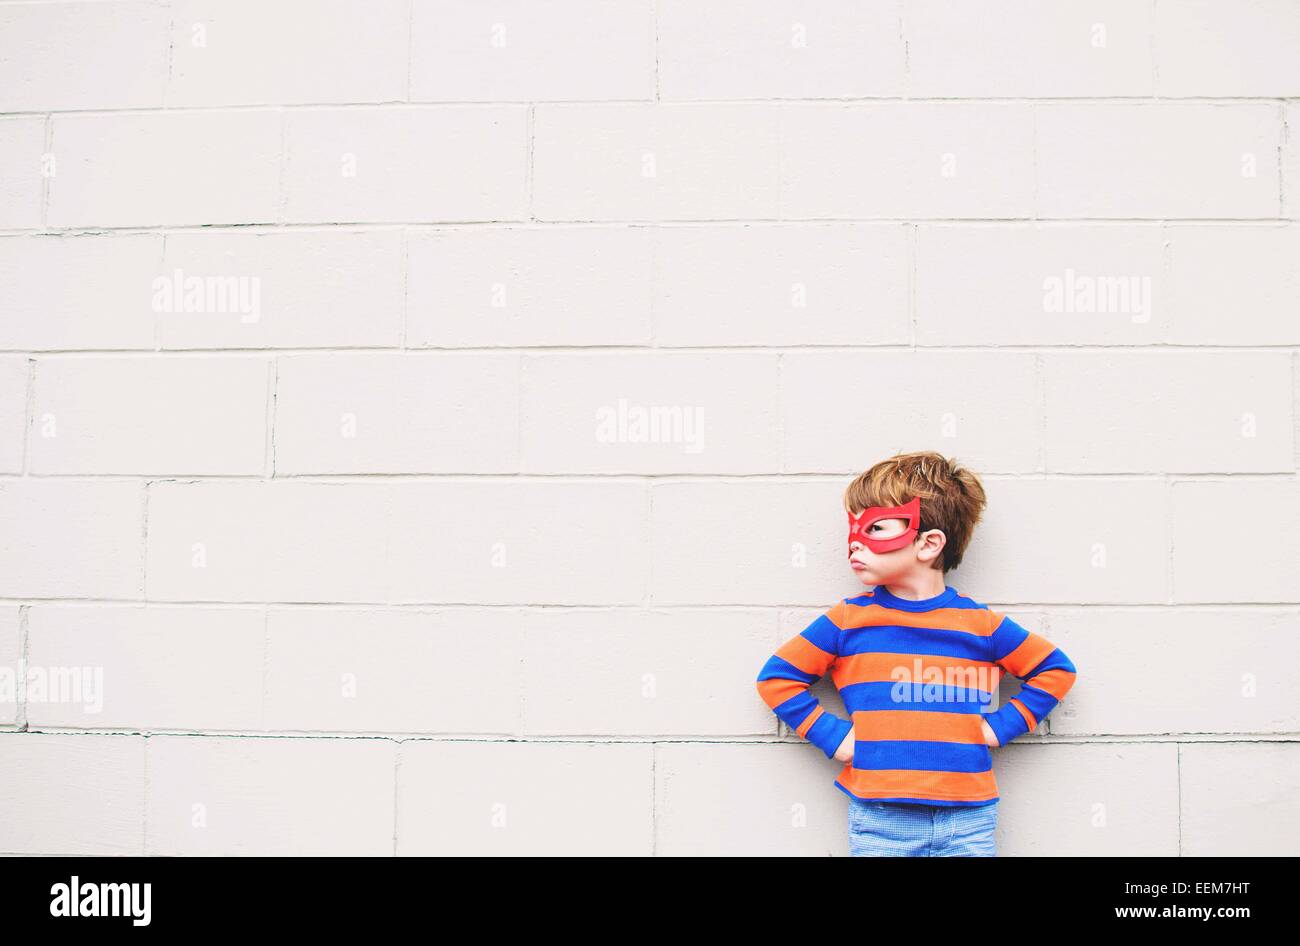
[916,528,947,564]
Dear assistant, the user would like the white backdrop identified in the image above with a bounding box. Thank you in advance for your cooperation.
[0,0,1297,855]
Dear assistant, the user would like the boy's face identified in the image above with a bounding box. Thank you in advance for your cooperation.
[848,517,916,583]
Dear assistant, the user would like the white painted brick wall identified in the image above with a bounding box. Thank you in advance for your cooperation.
[0,0,1296,857]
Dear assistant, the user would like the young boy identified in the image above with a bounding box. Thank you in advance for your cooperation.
[755,451,1078,856]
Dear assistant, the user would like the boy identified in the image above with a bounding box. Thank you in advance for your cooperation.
[755,451,1078,856]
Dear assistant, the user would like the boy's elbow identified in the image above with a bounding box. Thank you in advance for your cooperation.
[1052,649,1078,688]
[1062,656,1078,691]
[1054,660,1079,702]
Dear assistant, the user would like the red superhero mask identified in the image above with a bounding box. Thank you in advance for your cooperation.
[847,497,922,556]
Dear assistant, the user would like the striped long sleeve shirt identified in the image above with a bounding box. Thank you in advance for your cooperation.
[755,583,1078,807]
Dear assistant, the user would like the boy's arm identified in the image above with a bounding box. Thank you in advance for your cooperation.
[755,603,853,759]
[983,611,1078,746]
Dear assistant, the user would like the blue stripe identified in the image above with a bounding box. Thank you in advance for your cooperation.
[988,615,1030,661]
[840,680,993,713]
[1013,681,1060,722]
[769,689,821,731]
[845,592,987,612]
[841,624,990,661]
[853,739,992,773]
[947,593,991,611]
[986,703,1030,745]
[807,712,853,758]
[763,688,850,758]
[799,613,842,655]
[755,654,817,685]
[1026,647,1078,678]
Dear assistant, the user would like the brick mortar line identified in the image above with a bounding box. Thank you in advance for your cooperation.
[2,471,1296,481]
[14,605,29,731]
[4,219,1299,235]
[19,357,34,474]
[140,730,150,855]
[1176,743,1183,855]
[391,740,403,857]
[257,607,270,734]
[3,97,1300,118]
[1149,0,1161,94]
[4,219,1299,233]
[402,0,414,105]
[4,599,1297,611]
[135,481,148,598]
[7,344,1300,355]
[161,0,175,110]
[2,730,1297,745]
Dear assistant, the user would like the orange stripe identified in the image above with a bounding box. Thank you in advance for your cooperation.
[852,709,987,743]
[1010,698,1038,732]
[774,634,835,676]
[1025,666,1076,701]
[837,601,994,637]
[835,652,997,698]
[835,765,999,802]
[755,676,811,710]
[794,705,824,739]
[996,630,1057,677]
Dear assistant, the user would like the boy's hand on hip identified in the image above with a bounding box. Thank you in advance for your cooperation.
[833,731,855,762]
[979,718,1000,747]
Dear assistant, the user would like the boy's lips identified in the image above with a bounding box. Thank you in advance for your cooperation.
[850,560,868,570]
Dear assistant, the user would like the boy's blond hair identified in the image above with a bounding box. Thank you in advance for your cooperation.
[842,451,988,573]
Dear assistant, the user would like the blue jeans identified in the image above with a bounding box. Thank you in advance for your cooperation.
[848,797,999,857]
